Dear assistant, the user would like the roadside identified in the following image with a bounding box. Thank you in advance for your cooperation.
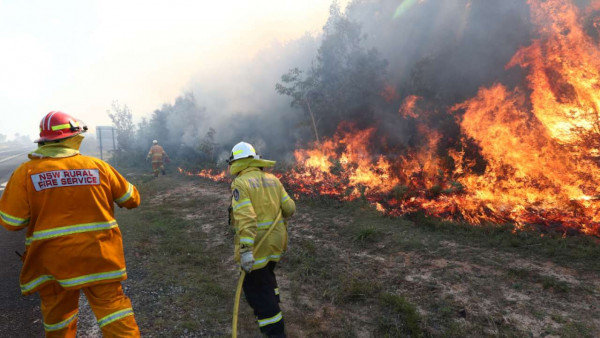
[0,230,43,337]
[0,147,43,337]
[109,171,600,337]
[0,147,33,194]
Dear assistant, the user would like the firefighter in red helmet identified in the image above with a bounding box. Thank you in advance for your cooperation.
[0,111,141,337]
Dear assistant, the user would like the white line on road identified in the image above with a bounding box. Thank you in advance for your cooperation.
[0,151,29,164]
[0,181,7,193]
[0,147,29,155]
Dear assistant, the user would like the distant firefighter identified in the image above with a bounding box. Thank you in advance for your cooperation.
[0,111,141,337]
[146,140,169,177]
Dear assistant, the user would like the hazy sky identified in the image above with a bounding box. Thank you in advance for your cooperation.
[0,0,348,141]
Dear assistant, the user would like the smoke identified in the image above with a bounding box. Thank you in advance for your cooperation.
[348,0,534,103]
[337,0,535,155]
[2,133,32,146]
[134,0,594,163]
[187,34,320,160]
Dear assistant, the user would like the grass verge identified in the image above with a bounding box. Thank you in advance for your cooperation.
[112,169,600,337]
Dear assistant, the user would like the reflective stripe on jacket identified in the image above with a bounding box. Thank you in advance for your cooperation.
[231,167,295,271]
[0,154,140,295]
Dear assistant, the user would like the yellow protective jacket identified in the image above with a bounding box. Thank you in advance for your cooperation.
[0,143,140,295]
[147,145,167,163]
[231,167,295,271]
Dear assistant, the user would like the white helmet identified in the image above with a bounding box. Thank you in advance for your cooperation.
[228,141,259,163]
[153,140,158,144]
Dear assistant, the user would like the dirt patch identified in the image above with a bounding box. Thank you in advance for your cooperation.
[147,181,226,206]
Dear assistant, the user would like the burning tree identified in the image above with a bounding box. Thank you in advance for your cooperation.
[180,0,600,238]
[276,2,388,145]
[279,0,600,237]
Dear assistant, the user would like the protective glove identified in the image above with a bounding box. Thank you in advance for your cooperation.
[240,251,255,273]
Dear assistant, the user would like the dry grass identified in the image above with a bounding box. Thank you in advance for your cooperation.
[104,171,600,337]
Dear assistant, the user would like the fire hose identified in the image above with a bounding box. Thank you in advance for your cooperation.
[232,213,282,338]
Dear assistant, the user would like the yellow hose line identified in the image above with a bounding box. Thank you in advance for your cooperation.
[232,270,245,338]
[232,213,283,338]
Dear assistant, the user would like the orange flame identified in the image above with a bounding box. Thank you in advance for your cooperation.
[381,83,400,103]
[180,0,600,237]
[449,0,600,236]
[282,0,600,237]
[399,95,421,119]
[177,167,228,182]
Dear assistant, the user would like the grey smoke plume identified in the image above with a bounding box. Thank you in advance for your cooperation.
[188,34,319,160]
[348,0,533,102]
[135,0,594,163]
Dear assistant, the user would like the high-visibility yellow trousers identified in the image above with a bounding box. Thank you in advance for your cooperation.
[38,281,140,338]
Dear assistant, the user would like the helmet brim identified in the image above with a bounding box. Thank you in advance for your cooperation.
[34,130,86,143]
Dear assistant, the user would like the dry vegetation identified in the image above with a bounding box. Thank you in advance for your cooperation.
[78,171,600,337]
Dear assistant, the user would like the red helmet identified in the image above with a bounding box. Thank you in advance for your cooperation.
[35,111,88,143]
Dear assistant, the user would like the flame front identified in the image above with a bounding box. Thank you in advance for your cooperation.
[283,0,600,237]
[178,167,228,182]
[179,0,600,237]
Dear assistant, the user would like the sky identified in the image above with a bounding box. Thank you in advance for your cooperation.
[0,0,349,141]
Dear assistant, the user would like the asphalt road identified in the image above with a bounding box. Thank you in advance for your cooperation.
[0,146,44,337]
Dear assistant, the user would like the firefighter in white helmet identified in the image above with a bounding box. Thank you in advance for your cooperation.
[228,141,295,337]
[146,140,169,177]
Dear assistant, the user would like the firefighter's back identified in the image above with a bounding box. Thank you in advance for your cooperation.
[12,154,139,295]
[232,168,290,268]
